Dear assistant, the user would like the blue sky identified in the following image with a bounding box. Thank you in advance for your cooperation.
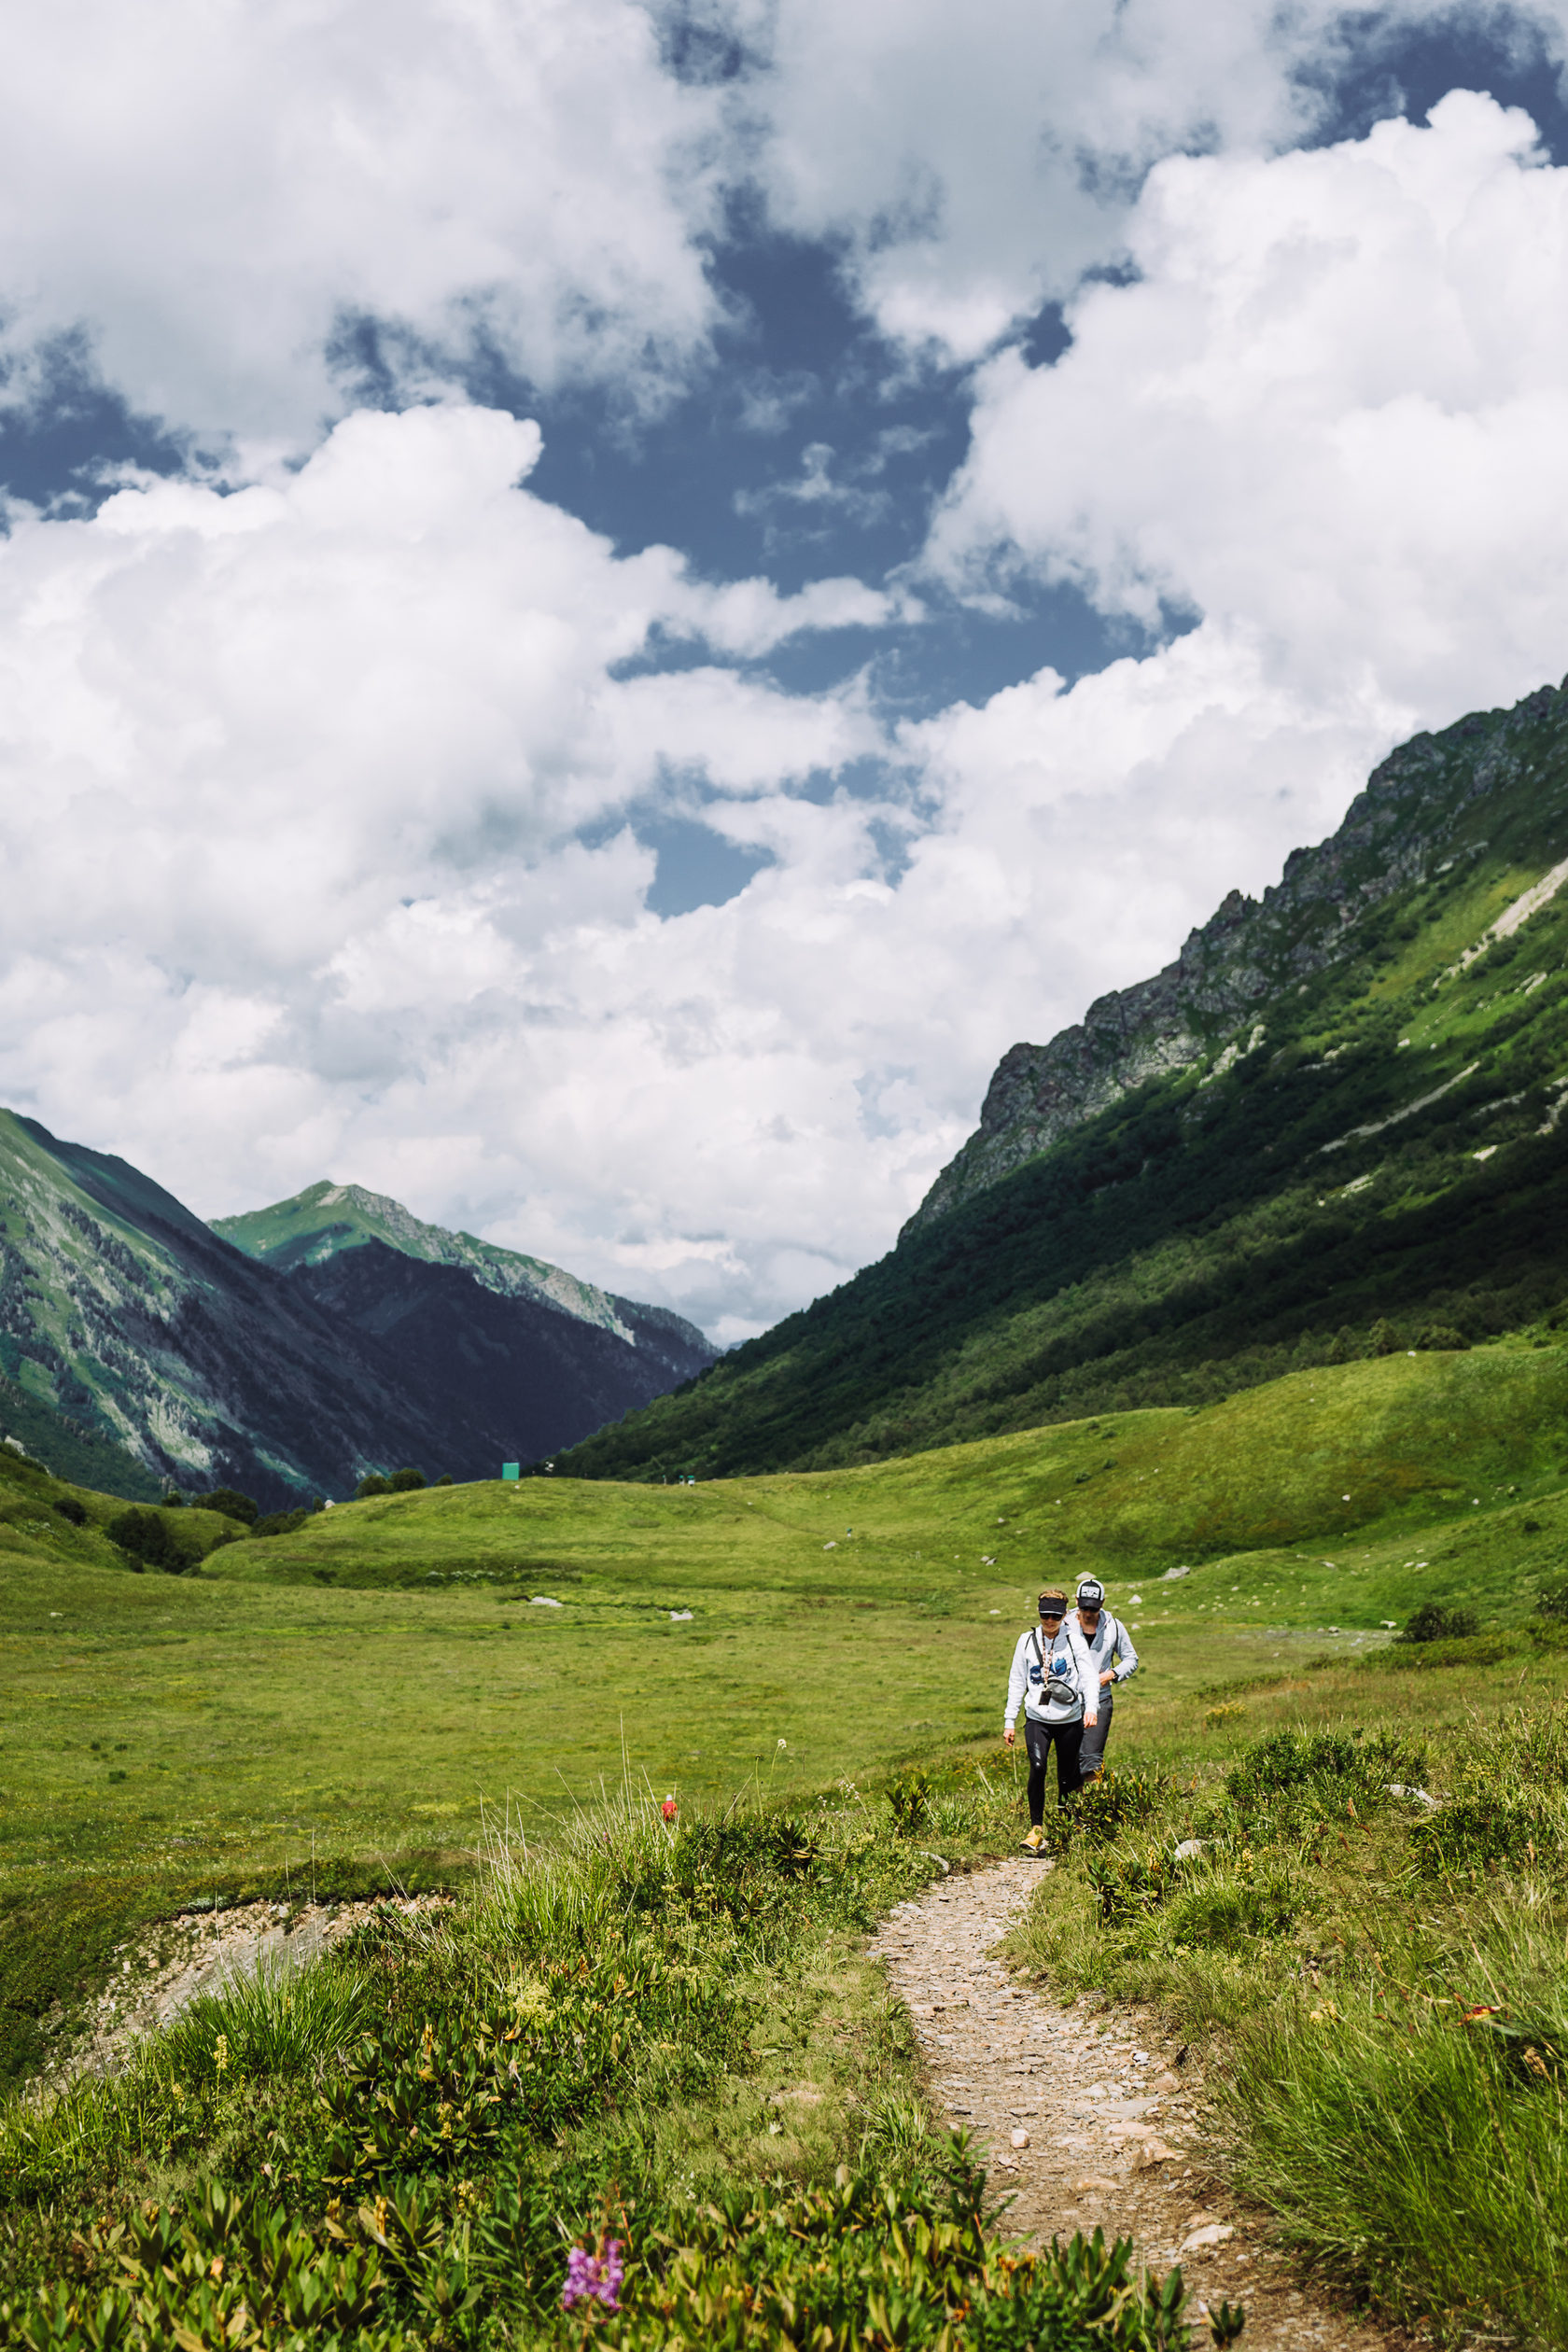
[4,2,1568,1338]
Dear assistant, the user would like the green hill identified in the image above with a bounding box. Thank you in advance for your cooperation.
[553,676,1568,1480]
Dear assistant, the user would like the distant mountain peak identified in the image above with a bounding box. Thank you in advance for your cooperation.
[0,1125,716,1503]
[212,1182,709,1355]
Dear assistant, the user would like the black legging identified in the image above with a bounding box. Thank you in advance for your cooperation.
[1024,1715,1083,1821]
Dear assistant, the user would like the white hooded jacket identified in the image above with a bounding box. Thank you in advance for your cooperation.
[1004,1621,1092,1729]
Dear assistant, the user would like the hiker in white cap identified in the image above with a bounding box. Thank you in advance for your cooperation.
[1002,1588,1087,1855]
[1071,1575,1138,1784]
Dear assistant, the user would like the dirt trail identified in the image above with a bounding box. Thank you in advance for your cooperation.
[868,1856,1404,2350]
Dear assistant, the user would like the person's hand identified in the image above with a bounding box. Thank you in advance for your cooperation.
[1099,1670,1113,1687]
[1084,1712,1098,1729]
[1003,1726,1015,1746]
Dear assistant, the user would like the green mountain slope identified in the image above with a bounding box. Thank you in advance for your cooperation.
[0,1129,717,1502]
[214,1181,708,1360]
[554,674,1568,1479]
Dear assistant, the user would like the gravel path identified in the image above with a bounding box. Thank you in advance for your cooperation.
[867,1856,1406,2350]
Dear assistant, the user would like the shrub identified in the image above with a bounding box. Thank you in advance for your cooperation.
[1075,1766,1164,1843]
[1402,1602,1480,1644]
[1537,1585,1568,1622]
[106,1507,183,1573]
[435,1473,455,1487]
[1164,1865,1304,1951]
[50,1496,85,1526]
[191,1487,259,1524]
[1225,1725,1426,1808]
[1086,1846,1170,1927]
[387,1467,426,1492]
[356,1473,391,1499]
[1416,1323,1469,1351]
[252,1508,309,1538]
[1409,1796,1561,1880]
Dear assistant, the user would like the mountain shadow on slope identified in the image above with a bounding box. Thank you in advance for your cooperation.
[286,1240,715,1467]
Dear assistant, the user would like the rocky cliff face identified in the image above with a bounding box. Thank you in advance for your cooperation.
[905,679,1568,1234]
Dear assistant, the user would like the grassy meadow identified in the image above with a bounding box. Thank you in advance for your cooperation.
[8,1337,1568,2342]
[7,1333,1568,1899]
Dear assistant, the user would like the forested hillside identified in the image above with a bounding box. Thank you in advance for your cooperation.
[555,676,1568,1478]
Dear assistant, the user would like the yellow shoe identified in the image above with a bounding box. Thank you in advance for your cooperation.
[1020,1825,1045,1854]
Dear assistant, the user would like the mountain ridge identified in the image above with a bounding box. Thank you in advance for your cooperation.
[214,1181,708,1361]
[906,679,1563,1235]
[551,671,1568,1481]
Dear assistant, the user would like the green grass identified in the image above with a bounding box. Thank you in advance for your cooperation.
[998,1693,1568,2345]
[12,1344,1568,2339]
[8,1337,1568,1962]
[0,1774,1194,2351]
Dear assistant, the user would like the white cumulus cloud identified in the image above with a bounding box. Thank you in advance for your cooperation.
[0,0,727,447]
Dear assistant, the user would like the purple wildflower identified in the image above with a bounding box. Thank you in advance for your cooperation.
[562,2239,624,2314]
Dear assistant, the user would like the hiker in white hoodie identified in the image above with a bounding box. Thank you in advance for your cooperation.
[1071,1575,1139,1785]
[1003,1588,1087,1855]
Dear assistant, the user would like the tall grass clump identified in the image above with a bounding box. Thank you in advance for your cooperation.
[1223,1897,1568,2345]
[157,1953,375,2082]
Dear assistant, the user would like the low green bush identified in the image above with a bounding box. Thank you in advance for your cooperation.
[887,1768,931,1836]
[189,1487,259,1524]
[1224,1724,1426,1813]
[1400,1601,1480,1643]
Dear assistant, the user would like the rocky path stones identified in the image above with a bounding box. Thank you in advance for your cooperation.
[867,1856,1405,2350]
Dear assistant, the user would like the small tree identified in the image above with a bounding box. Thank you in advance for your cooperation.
[1416,1323,1469,1351]
[355,1473,390,1499]
[387,1466,426,1491]
[107,1507,181,1573]
[1369,1319,1401,1356]
[191,1487,259,1524]
[1401,1601,1479,1644]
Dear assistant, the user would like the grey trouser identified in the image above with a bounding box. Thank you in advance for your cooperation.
[1077,1691,1113,1782]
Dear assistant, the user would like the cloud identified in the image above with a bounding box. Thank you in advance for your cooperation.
[929,92,1568,723]
[0,0,727,448]
[15,44,1568,1346]
[747,0,1376,358]
[0,409,1395,1348]
[0,403,927,1327]
[1,0,1544,453]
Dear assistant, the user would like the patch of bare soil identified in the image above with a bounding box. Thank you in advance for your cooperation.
[868,1856,1413,2350]
[52,1893,450,2088]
